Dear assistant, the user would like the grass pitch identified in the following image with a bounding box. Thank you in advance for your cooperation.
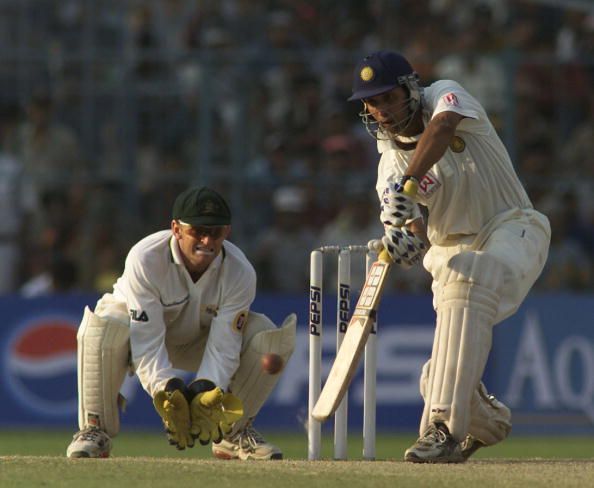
[1,430,593,487]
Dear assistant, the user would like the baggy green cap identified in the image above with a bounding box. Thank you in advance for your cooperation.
[172,186,231,226]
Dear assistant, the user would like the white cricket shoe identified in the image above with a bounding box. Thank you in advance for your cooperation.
[212,421,282,460]
[404,423,464,464]
[66,426,112,458]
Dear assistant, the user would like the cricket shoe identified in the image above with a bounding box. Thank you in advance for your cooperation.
[66,426,112,458]
[460,434,486,460]
[212,421,282,460]
[404,423,465,463]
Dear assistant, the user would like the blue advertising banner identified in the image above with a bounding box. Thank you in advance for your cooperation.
[0,293,592,435]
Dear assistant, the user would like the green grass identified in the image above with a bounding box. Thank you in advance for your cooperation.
[1,430,593,487]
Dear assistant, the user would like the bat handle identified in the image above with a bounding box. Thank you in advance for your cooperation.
[378,248,392,263]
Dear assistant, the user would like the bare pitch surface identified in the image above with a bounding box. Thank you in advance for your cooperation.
[1,432,593,487]
[2,456,593,488]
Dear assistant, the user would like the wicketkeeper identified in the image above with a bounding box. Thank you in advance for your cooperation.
[348,51,551,463]
[67,186,296,460]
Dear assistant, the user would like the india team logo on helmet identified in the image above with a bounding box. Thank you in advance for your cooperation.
[360,66,375,82]
[4,316,78,416]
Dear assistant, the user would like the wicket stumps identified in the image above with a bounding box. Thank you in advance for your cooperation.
[308,245,378,460]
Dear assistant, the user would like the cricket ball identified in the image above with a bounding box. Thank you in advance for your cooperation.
[261,353,284,375]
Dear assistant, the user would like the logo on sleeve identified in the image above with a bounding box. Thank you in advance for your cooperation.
[232,311,248,334]
[443,92,459,107]
[129,309,149,322]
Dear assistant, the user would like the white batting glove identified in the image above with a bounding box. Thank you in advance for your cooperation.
[381,226,426,269]
[380,176,420,227]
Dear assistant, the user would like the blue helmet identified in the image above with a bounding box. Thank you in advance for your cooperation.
[348,50,422,139]
[348,51,419,101]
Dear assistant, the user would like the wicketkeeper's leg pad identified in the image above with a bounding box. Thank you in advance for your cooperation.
[420,360,511,446]
[423,251,504,441]
[227,312,296,434]
[77,305,130,437]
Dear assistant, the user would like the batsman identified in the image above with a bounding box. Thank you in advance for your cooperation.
[66,186,296,460]
[348,51,550,462]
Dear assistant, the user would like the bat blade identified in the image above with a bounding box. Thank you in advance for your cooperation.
[312,250,391,422]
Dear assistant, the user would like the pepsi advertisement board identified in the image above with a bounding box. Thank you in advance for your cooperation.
[1,293,593,435]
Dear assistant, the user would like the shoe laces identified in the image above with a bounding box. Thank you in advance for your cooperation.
[75,427,106,442]
[421,424,449,444]
[460,434,474,450]
[236,421,266,452]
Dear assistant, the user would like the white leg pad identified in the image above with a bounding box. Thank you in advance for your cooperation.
[425,251,503,441]
[418,359,432,436]
[78,306,130,437]
[420,360,511,445]
[228,312,296,433]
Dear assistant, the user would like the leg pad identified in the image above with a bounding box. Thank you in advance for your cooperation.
[78,306,130,437]
[227,312,296,434]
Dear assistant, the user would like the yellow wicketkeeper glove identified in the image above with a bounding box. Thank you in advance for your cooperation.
[188,379,244,445]
[153,378,193,450]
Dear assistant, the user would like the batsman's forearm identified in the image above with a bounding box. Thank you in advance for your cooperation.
[405,119,456,180]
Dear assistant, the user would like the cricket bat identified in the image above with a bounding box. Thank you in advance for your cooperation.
[311,249,392,422]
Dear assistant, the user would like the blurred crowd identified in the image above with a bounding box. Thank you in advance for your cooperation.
[1,0,593,296]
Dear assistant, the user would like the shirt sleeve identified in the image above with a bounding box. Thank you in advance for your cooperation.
[122,251,178,397]
[428,81,491,136]
[195,262,257,390]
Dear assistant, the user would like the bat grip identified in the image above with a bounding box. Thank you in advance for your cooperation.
[378,248,392,263]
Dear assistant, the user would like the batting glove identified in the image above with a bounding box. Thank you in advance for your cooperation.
[380,176,419,227]
[382,225,426,269]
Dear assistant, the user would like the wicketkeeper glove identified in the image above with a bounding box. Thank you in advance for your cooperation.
[380,175,419,227]
[188,379,244,446]
[381,226,426,269]
[153,378,193,450]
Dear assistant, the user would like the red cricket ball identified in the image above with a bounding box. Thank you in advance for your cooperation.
[261,353,284,375]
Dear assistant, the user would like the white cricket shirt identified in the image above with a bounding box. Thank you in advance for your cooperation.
[376,80,533,245]
[112,230,256,396]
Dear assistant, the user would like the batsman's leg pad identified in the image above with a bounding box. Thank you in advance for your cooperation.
[227,312,296,434]
[426,251,504,441]
[418,359,431,437]
[78,306,130,438]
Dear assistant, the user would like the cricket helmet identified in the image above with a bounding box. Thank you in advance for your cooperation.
[348,51,422,139]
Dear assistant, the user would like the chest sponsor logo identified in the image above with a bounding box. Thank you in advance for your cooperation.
[232,311,248,334]
[449,135,465,153]
[418,173,441,198]
[129,309,149,322]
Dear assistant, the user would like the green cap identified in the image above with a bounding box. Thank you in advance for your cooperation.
[172,186,231,226]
